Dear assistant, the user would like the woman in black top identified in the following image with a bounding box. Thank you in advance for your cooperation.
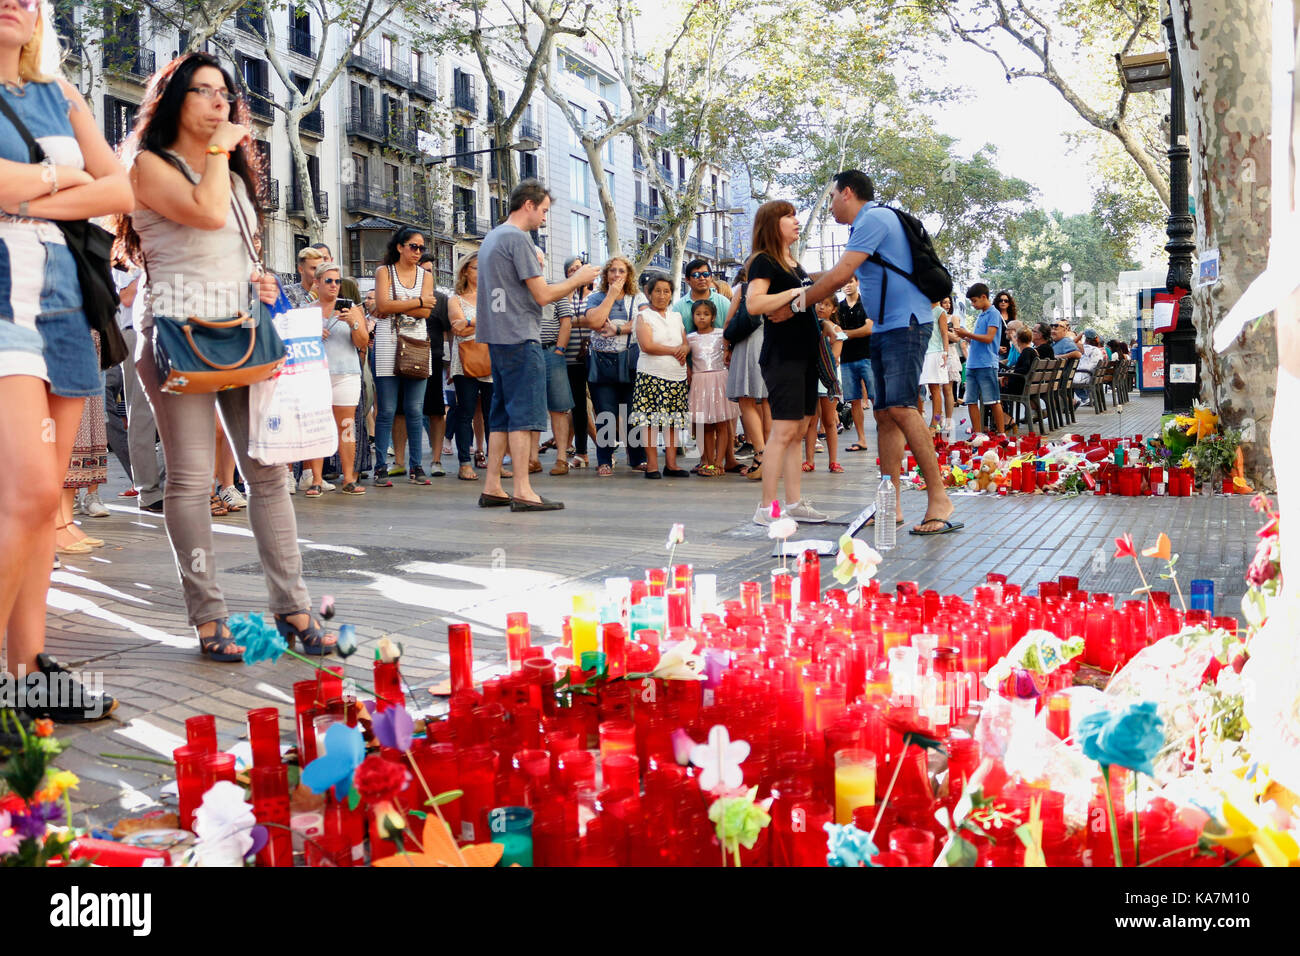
[745,200,836,527]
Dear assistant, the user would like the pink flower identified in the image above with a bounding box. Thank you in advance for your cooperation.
[0,812,23,856]
[1246,538,1277,587]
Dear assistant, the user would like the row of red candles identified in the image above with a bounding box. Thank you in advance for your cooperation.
[172,568,1236,865]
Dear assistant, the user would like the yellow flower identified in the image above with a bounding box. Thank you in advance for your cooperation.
[1204,792,1300,867]
[39,770,79,801]
[1184,404,1219,441]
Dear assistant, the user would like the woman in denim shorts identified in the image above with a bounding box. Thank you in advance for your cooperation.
[0,1,133,721]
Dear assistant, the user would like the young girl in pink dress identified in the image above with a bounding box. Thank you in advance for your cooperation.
[687,300,739,477]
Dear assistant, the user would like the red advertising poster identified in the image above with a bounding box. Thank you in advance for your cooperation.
[1140,345,1165,390]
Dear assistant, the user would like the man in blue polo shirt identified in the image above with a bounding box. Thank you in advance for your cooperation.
[791,170,960,536]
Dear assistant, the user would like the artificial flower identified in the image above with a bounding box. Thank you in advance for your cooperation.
[671,728,695,765]
[192,780,258,867]
[651,639,705,681]
[1076,701,1165,776]
[708,787,771,857]
[0,811,22,856]
[32,719,54,738]
[1142,532,1172,561]
[335,623,358,658]
[377,636,401,663]
[232,613,287,666]
[883,707,945,752]
[301,723,366,800]
[320,594,336,620]
[39,770,79,802]
[371,705,414,752]
[665,523,685,548]
[768,516,798,541]
[1184,403,1218,440]
[1233,476,1253,493]
[1114,534,1137,559]
[374,802,406,839]
[690,724,750,792]
[824,822,879,867]
[832,534,883,586]
[1246,537,1279,587]
[1202,787,1300,867]
[353,754,409,805]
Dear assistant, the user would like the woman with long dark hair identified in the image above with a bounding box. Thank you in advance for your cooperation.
[745,200,836,526]
[994,290,1016,359]
[0,0,132,720]
[370,225,434,486]
[118,51,335,661]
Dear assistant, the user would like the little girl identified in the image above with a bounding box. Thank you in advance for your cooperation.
[687,301,738,477]
[804,297,843,473]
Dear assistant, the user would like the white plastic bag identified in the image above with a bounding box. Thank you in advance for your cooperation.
[247,306,338,465]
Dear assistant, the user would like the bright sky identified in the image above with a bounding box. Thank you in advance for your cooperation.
[923,40,1099,216]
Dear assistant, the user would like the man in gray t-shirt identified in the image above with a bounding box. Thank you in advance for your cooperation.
[476,179,599,513]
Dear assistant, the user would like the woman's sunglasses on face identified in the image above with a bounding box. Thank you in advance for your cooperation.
[405,243,425,252]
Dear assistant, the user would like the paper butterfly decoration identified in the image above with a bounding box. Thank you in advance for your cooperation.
[301,724,365,800]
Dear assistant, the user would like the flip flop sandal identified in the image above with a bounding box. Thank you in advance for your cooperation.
[909,518,965,536]
[865,516,905,527]
[829,462,845,473]
[846,444,868,452]
[801,462,814,472]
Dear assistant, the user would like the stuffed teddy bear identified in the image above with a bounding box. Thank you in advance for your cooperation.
[974,449,1000,493]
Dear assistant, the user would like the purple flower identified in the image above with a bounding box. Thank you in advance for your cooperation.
[11,802,62,840]
[371,705,414,752]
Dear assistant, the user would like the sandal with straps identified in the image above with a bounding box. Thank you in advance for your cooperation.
[198,618,244,662]
[274,610,338,656]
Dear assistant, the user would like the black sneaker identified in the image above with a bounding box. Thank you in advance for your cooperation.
[409,466,432,485]
[22,654,118,723]
[139,500,164,514]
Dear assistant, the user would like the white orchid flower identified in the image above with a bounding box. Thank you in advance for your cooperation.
[192,780,258,868]
[651,638,705,681]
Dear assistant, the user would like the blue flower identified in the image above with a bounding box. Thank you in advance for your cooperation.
[335,624,358,658]
[1076,701,1166,777]
[371,705,413,752]
[301,724,365,800]
[824,822,879,867]
[232,613,287,666]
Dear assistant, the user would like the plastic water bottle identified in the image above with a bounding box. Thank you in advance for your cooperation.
[874,476,897,551]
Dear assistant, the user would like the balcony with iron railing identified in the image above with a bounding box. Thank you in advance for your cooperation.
[348,42,382,75]
[686,236,717,258]
[236,10,265,37]
[633,152,646,171]
[245,83,273,121]
[344,183,399,218]
[635,201,663,221]
[453,150,482,173]
[382,57,410,88]
[104,41,155,80]
[286,185,328,219]
[258,178,279,212]
[387,124,422,155]
[649,252,670,270]
[454,210,487,238]
[344,108,385,142]
[656,162,674,185]
[453,85,477,116]
[647,113,668,134]
[299,108,324,137]
[410,71,437,101]
[288,25,314,57]
[519,119,542,144]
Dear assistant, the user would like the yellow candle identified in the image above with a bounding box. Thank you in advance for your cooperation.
[571,617,598,667]
[834,749,877,824]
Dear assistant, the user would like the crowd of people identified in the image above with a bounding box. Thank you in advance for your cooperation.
[0,26,1134,724]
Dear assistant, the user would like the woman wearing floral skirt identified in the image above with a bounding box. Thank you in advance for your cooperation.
[629,275,691,479]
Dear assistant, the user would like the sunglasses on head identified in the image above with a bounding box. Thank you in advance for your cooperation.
[689,271,712,279]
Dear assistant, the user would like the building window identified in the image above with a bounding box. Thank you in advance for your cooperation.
[569,156,588,206]
[571,212,589,260]
[410,51,422,83]
[103,95,136,149]
[436,241,453,288]
[381,35,394,70]
[678,156,686,181]
[568,103,585,150]
[352,153,368,188]
[384,163,398,196]
[520,150,538,180]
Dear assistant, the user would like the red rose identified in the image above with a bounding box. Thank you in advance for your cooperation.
[1230,652,1249,674]
[352,755,409,805]
[0,794,26,815]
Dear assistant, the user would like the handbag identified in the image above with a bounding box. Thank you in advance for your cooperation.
[390,265,431,378]
[459,339,491,378]
[0,96,126,370]
[586,295,640,385]
[816,331,841,397]
[149,170,285,394]
[723,283,759,346]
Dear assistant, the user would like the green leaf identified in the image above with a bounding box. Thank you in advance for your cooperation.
[945,836,978,867]
[410,810,427,821]
[425,789,463,807]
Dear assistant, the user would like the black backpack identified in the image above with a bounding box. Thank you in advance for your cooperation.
[865,205,953,318]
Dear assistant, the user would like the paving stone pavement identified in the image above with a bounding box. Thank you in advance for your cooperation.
[28,391,1261,828]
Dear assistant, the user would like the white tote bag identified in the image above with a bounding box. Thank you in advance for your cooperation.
[248,306,338,465]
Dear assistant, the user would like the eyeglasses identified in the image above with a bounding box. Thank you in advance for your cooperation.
[995,298,1009,304]
[320,277,342,285]
[689,271,712,279]
[405,243,426,252]
[188,87,237,104]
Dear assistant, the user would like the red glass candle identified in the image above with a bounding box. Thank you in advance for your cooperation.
[205,752,237,785]
[787,800,834,866]
[293,679,320,767]
[771,569,793,617]
[602,752,640,792]
[512,748,552,798]
[1058,575,1079,594]
[646,567,668,597]
[249,763,293,867]
[889,826,935,866]
[557,749,597,793]
[448,622,474,699]
[322,791,365,866]
[666,588,689,628]
[1046,692,1071,740]
[185,714,217,755]
[319,665,344,703]
[523,656,556,716]
[602,623,627,679]
[173,744,210,832]
[798,550,821,605]
[506,612,531,671]
[740,580,762,615]
[598,719,637,759]
[247,707,282,768]
[629,579,648,606]
[373,659,404,711]
[458,746,496,843]
[415,742,461,838]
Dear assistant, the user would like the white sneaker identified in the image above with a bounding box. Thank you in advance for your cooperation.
[785,498,828,523]
[72,493,86,516]
[82,491,110,517]
[217,485,247,509]
[753,503,781,526]
[286,471,297,496]
[298,472,315,492]
[319,479,336,492]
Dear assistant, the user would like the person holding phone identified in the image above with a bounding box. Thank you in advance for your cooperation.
[306,262,368,496]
